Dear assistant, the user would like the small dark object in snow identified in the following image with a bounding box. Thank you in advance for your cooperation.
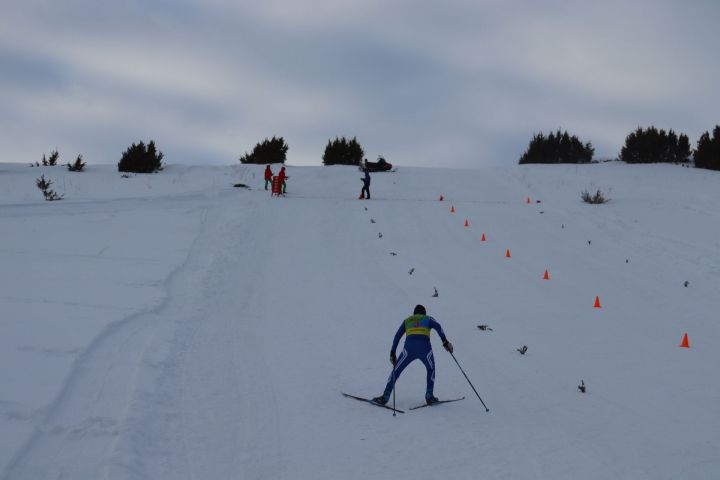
[536,200,541,203]
[389,252,397,256]
[408,268,414,275]
[626,259,629,263]
[588,240,591,245]
[561,224,565,229]
[477,325,493,331]
[539,211,544,214]
[432,287,439,298]
[378,232,383,239]
[364,207,368,211]
[233,183,249,188]
[684,281,689,287]
[121,174,133,178]
[370,218,376,223]
[578,380,586,393]
[517,345,528,355]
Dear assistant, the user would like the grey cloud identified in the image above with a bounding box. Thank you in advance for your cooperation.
[1,0,718,167]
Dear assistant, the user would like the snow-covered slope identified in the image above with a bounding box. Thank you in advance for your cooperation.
[1,162,718,479]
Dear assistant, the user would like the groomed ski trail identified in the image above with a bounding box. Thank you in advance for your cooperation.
[2,199,212,480]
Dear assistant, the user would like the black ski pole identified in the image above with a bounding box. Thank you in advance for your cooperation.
[449,351,489,412]
[391,358,397,417]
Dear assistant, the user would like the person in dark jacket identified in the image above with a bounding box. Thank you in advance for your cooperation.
[359,167,371,199]
[373,305,453,405]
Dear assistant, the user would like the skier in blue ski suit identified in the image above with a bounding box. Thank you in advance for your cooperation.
[359,166,371,199]
[373,305,453,405]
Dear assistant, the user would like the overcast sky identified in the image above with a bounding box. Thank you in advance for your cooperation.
[1,0,718,167]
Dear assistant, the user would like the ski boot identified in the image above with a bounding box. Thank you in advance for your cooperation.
[425,394,439,405]
[371,394,389,405]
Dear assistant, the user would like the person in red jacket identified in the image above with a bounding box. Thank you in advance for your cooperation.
[277,166,288,194]
[264,165,273,190]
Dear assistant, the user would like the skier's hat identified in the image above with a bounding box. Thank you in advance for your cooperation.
[413,304,426,315]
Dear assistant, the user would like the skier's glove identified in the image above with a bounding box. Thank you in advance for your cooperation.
[443,340,454,353]
[390,351,397,365]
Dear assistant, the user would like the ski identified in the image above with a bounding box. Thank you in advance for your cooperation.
[409,397,465,410]
[341,393,405,414]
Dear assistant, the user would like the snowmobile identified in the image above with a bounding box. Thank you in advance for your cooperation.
[361,155,394,172]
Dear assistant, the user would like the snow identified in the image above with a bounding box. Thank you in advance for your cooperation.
[1,161,719,479]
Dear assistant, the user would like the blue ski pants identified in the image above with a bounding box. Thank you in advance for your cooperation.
[383,338,435,397]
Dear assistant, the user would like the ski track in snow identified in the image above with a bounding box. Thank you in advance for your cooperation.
[2,198,212,480]
[1,163,719,479]
[104,195,286,479]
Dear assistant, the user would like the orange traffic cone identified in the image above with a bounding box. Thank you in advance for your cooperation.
[505,249,511,258]
[543,269,550,280]
[593,296,602,308]
[481,233,486,242]
[527,196,531,204]
[464,219,470,227]
[439,195,444,201]
[679,333,690,348]
[450,205,455,213]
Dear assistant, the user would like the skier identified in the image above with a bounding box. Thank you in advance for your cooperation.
[264,164,273,190]
[359,166,371,199]
[373,305,453,405]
